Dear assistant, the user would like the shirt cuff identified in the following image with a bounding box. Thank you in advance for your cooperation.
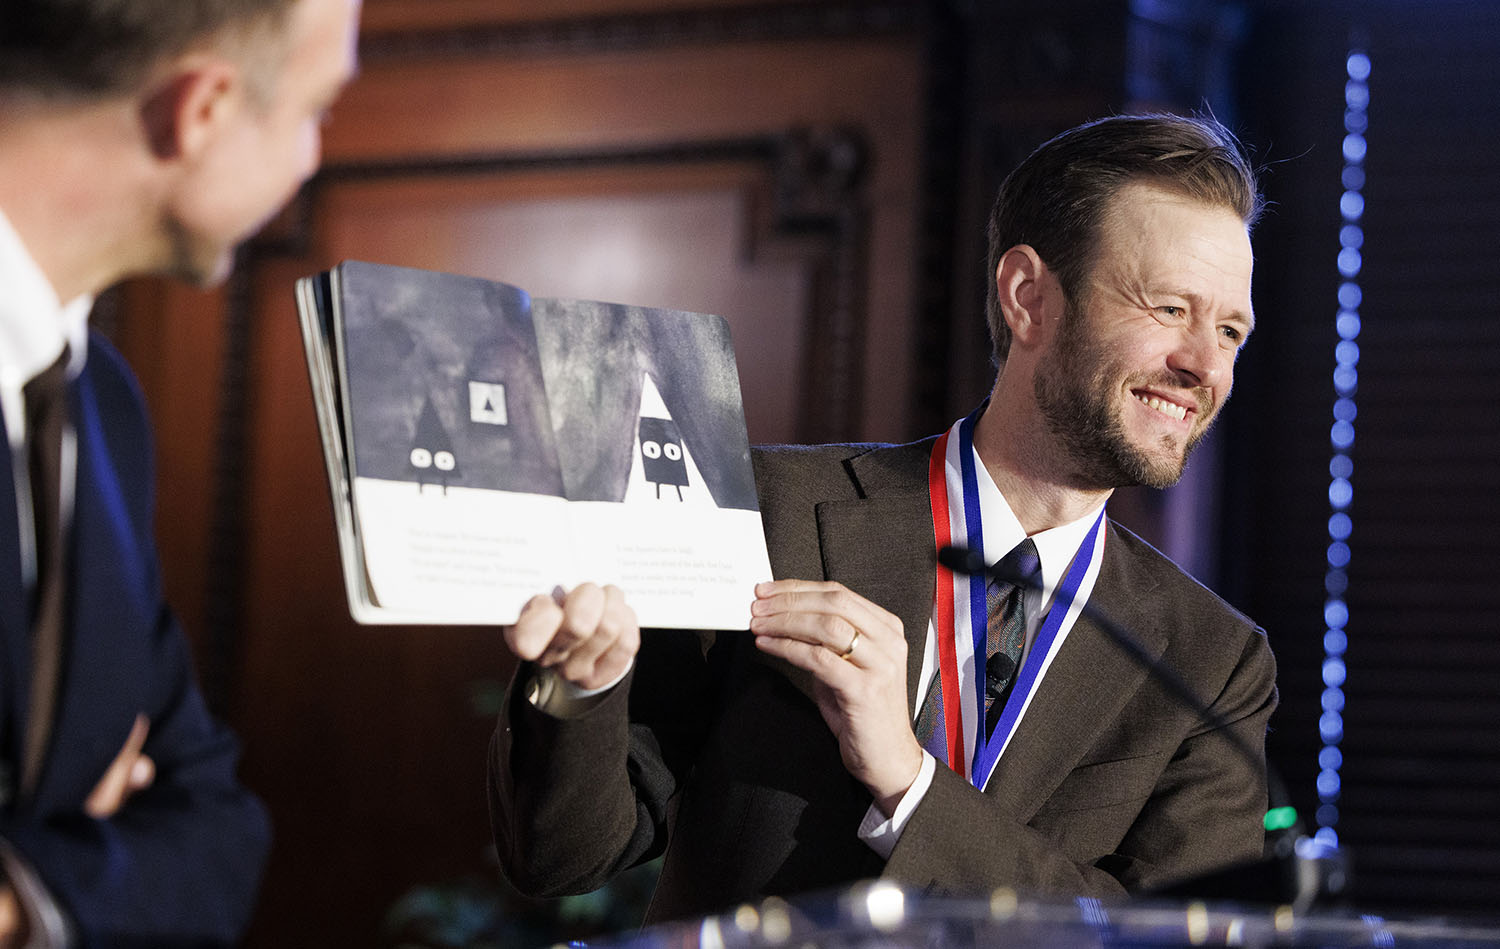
[0,839,73,948]
[856,751,937,861]
[526,662,633,718]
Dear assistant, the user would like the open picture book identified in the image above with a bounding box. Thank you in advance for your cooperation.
[295,259,773,628]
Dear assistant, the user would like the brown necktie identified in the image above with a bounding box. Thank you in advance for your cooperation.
[981,538,1040,738]
[20,346,69,798]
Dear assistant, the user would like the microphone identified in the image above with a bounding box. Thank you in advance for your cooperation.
[984,652,1016,703]
[936,542,1346,910]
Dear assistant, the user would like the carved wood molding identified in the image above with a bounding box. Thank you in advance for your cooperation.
[262,129,870,437]
[359,1,924,61]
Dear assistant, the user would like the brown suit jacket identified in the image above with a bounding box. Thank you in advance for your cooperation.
[489,437,1278,923]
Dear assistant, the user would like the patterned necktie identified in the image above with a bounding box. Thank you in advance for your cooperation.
[915,537,1041,762]
[20,346,69,799]
[982,537,1040,738]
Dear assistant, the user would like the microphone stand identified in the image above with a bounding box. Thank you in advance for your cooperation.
[937,544,1349,913]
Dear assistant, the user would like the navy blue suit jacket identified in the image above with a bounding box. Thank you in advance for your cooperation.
[0,332,268,944]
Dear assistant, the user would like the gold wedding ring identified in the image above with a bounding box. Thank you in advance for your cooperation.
[838,629,862,661]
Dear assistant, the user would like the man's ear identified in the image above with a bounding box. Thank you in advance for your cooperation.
[995,244,1058,350]
[138,60,242,162]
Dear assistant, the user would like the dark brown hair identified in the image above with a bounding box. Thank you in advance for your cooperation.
[0,0,299,98]
[985,113,1263,365]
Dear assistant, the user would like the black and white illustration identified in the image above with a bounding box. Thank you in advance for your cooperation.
[408,395,461,493]
[638,416,687,500]
[338,260,565,498]
[531,296,758,510]
[299,260,772,628]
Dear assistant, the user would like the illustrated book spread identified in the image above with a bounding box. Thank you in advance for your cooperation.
[296,259,773,628]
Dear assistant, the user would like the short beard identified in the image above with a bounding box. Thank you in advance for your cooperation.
[1032,299,1214,491]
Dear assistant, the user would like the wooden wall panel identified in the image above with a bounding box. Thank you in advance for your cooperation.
[323,36,925,443]
[361,0,816,32]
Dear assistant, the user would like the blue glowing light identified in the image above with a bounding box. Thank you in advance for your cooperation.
[1333,398,1358,423]
[1340,225,1364,249]
[1337,311,1361,340]
[1347,52,1371,81]
[1336,340,1361,366]
[1323,658,1347,688]
[1329,479,1354,509]
[1318,769,1342,798]
[1338,281,1363,309]
[1319,746,1344,771]
[1319,713,1344,744]
[1330,455,1354,479]
[1328,541,1351,568]
[1329,512,1353,540]
[1334,366,1358,395]
[1337,248,1362,276]
[1325,600,1350,628]
[1331,423,1356,451]
[1326,571,1349,595]
[1322,688,1345,712]
[1341,191,1365,221]
[1324,628,1348,655]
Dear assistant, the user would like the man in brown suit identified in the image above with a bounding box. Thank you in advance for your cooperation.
[489,113,1278,922]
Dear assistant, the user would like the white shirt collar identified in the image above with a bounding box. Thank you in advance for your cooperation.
[0,206,92,391]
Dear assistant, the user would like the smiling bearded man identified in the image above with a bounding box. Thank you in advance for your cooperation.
[1032,181,1253,491]
[489,114,1279,922]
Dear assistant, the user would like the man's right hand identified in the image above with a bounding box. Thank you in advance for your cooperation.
[504,583,640,691]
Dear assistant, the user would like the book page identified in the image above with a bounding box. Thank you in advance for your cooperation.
[353,477,573,623]
[314,262,772,628]
[533,298,772,627]
[333,262,573,623]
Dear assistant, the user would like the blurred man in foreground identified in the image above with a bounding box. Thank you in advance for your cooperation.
[0,0,360,941]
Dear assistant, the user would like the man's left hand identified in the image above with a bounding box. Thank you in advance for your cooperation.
[84,714,155,819]
[750,579,922,817]
[0,883,26,947]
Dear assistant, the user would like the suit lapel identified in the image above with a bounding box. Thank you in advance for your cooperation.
[813,438,937,712]
[982,520,1171,816]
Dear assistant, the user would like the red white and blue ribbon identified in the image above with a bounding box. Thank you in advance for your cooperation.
[927,408,1107,790]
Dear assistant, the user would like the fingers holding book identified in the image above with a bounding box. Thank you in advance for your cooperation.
[506,583,640,693]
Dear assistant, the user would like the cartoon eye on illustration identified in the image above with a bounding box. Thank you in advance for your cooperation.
[410,396,462,495]
[638,417,688,501]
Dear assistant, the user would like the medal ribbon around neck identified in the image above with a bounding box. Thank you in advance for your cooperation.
[927,408,1107,790]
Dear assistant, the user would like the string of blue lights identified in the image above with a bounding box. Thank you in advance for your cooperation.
[1316,46,1370,848]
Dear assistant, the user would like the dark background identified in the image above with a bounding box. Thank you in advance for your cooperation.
[95,0,1500,942]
